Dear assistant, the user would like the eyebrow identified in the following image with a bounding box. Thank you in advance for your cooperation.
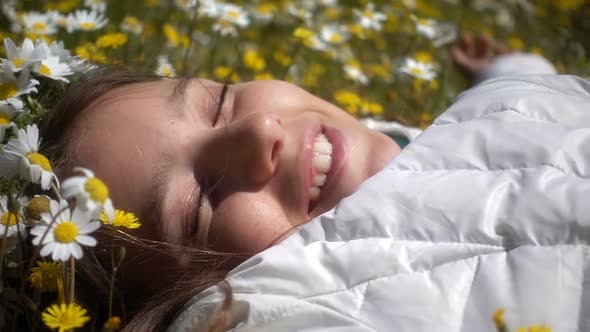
[170,76,192,104]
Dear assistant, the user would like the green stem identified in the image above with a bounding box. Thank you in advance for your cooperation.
[68,257,75,304]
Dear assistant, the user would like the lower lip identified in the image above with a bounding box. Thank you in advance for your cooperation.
[309,126,347,215]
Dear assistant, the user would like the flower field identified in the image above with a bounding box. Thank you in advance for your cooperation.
[0,0,588,331]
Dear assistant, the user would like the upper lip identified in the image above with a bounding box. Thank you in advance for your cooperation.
[301,123,322,215]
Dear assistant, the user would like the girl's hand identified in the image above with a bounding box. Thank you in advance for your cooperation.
[451,33,512,79]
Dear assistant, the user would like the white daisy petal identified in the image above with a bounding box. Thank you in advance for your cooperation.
[40,242,55,257]
[76,234,97,247]
[79,220,101,234]
[70,242,83,259]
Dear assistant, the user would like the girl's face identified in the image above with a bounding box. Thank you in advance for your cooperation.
[72,79,399,253]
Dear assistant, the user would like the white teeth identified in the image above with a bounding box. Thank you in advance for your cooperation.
[314,141,333,155]
[312,174,326,186]
[313,155,332,174]
[309,186,320,201]
[309,133,334,203]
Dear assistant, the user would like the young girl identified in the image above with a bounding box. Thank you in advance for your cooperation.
[43,35,573,331]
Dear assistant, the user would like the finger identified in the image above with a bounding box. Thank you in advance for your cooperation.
[477,34,494,59]
[460,33,475,57]
[451,46,476,73]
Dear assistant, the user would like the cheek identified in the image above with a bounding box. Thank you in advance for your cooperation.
[206,192,292,253]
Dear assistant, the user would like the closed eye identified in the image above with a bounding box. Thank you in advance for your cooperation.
[190,82,230,238]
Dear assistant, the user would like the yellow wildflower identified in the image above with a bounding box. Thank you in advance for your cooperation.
[214,66,239,82]
[163,24,189,47]
[293,27,314,44]
[414,51,433,64]
[29,261,62,292]
[361,100,384,116]
[75,42,107,64]
[254,73,274,80]
[507,37,524,51]
[104,316,122,331]
[334,90,362,115]
[273,51,292,66]
[96,33,128,49]
[42,303,90,332]
[243,50,266,72]
[492,308,506,328]
[101,209,141,229]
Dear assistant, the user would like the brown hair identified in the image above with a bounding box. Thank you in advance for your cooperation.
[40,70,248,331]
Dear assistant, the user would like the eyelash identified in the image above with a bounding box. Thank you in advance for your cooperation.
[191,83,230,237]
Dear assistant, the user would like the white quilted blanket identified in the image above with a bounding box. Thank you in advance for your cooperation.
[170,75,590,332]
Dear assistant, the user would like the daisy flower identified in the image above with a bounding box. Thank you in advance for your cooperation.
[46,11,68,28]
[48,41,88,73]
[252,3,276,23]
[1,124,57,189]
[61,167,115,220]
[320,24,350,45]
[31,199,100,261]
[399,57,437,81]
[84,0,107,12]
[1,37,50,72]
[411,15,438,39]
[120,16,143,35]
[33,56,73,83]
[353,3,387,31]
[0,195,28,253]
[155,56,176,78]
[0,103,21,141]
[343,62,369,85]
[0,66,39,110]
[198,0,222,18]
[219,3,249,27]
[288,4,313,23]
[66,9,108,33]
[22,11,58,35]
[174,0,198,11]
[212,3,249,36]
[42,303,90,332]
[212,20,238,37]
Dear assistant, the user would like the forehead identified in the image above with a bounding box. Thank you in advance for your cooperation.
[70,80,179,238]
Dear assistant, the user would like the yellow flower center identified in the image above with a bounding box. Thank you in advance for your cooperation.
[329,33,343,43]
[410,67,425,75]
[161,66,173,77]
[39,64,52,76]
[0,113,11,125]
[1,212,19,226]
[80,22,96,30]
[25,196,51,220]
[84,177,109,203]
[54,221,78,243]
[227,9,240,19]
[0,82,18,100]
[364,11,374,19]
[32,22,47,32]
[13,58,25,68]
[26,152,53,171]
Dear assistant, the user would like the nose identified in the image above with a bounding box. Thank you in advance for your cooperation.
[205,112,285,187]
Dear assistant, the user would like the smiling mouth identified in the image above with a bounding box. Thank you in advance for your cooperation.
[307,132,333,212]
